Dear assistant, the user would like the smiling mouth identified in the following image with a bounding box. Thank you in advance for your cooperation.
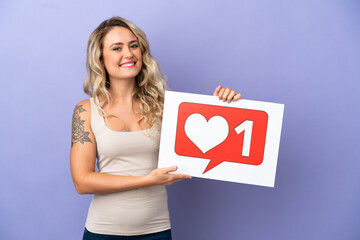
[119,62,136,67]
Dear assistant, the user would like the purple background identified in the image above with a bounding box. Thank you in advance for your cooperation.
[1,0,359,239]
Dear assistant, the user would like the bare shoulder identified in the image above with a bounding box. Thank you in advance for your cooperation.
[72,99,92,119]
[74,99,91,112]
[71,99,93,147]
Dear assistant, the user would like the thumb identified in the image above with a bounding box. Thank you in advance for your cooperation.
[163,165,178,173]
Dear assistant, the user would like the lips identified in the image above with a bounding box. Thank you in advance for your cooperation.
[119,61,136,68]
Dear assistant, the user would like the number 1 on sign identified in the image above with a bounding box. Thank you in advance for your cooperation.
[234,120,253,157]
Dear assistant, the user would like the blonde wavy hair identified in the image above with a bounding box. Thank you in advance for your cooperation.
[83,16,167,129]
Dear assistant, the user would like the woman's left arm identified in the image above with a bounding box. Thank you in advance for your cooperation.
[213,84,242,102]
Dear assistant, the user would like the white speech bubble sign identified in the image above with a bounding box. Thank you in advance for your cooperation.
[158,91,284,187]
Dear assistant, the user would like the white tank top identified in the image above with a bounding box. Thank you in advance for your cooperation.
[85,98,170,236]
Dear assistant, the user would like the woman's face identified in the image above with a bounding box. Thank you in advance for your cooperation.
[102,26,142,82]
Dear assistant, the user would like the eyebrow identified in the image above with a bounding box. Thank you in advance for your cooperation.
[109,40,138,48]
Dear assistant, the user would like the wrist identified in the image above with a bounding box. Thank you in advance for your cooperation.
[142,174,155,187]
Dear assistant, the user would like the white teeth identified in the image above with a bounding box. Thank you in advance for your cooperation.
[121,62,135,67]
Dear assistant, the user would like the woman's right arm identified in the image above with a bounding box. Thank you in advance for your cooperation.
[70,100,191,195]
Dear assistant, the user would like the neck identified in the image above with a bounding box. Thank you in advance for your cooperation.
[108,78,136,104]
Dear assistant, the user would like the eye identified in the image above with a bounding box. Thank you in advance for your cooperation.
[113,47,121,51]
[130,44,139,49]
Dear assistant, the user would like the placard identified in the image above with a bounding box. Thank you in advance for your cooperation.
[158,91,284,187]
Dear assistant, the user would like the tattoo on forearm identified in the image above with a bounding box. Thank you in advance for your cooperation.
[71,105,92,147]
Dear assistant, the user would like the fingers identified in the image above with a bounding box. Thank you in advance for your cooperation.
[164,166,191,180]
[166,173,192,185]
[213,84,222,96]
[160,165,178,173]
[233,93,242,101]
[226,90,237,103]
[217,87,232,101]
[149,165,192,186]
[216,85,242,102]
[174,173,192,180]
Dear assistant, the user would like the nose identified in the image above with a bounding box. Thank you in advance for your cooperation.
[122,46,134,59]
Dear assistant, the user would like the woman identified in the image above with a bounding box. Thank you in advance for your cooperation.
[70,16,241,240]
